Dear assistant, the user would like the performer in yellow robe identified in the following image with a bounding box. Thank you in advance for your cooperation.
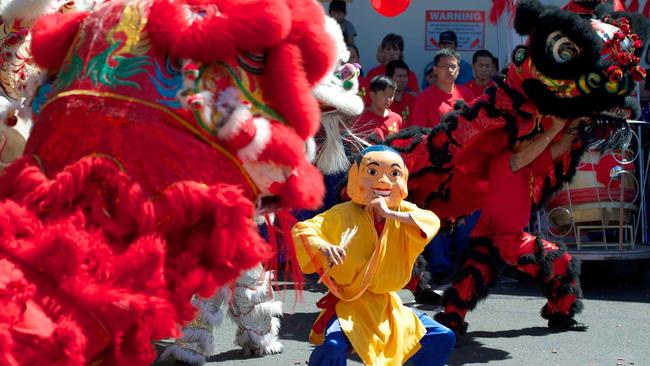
[293,145,455,366]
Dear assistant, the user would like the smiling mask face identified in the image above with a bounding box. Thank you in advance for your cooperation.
[347,148,408,208]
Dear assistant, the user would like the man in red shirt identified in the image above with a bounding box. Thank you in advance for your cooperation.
[366,34,420,95]
[411,48,474,128]
[352,75,402,141]
[386,60,417,125]
[465,49,498,98]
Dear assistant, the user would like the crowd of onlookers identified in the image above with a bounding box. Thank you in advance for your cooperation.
[328,1,499,135]
[328,0,499,282]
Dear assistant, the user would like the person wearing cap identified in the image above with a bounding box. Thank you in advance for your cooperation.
[329,0,357,45]
[366,33,420,94]
[421,30,473,89]
[410,48,474,128]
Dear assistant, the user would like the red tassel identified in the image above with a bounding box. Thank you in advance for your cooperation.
[643,0,650,17]
[263,212,280,290]
[489,0,509,24]
[628,0,640,12]
[276,211,303,304]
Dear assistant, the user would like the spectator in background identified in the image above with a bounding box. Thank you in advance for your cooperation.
[465,49,498,98]
[386,60,416,125]
[411,48,473,128]
[352,76,402,141]
[329,0,356,45]
[423,63,436,91]
[348,44,370,103]
[376,44,385,66]
[347,44,361,69]
[421,30,473,89]
[367,34,420,94]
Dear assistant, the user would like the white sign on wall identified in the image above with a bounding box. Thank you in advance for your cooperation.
[425,10,486,51]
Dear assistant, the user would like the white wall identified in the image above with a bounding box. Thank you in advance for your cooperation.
[321,0,570,84]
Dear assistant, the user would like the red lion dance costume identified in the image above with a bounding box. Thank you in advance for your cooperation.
[0,0,335,364]
[382,0,649,335]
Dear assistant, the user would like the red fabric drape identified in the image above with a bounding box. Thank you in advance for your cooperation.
[627,0,640,12]
[489,0,514,24]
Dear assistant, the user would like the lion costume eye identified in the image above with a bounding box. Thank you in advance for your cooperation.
[546,31,580,64]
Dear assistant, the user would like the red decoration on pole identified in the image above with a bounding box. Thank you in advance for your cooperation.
[489,0,513,24]
[370,0,411,17]
[644,0,650,17]
[627,0,640,12]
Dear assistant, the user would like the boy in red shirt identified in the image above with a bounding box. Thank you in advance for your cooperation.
[465,49,498,98]
[352,75,402,141]
[366,34,420,96]
[411,48,474,128]
[386,60,417,125]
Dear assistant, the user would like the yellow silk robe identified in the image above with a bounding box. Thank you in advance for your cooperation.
[292,201,440,365]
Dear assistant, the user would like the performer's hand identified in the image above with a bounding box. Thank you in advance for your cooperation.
[320,244,346,266]
[368,196,392,218]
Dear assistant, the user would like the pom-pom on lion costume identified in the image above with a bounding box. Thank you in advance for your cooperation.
[381,0,649,335]
[0,0,334,364]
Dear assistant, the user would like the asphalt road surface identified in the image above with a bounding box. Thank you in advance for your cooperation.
[154,260,650,366]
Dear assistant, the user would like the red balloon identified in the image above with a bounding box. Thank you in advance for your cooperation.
[371,0,411,17]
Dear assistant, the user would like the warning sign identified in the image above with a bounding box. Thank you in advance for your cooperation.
[425,10,486,51]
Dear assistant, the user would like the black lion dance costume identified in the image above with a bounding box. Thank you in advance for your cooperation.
[382,0,649,335]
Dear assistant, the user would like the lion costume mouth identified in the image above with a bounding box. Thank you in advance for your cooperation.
[579,111,631,151]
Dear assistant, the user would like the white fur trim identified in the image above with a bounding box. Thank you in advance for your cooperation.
[200,302,224,328]
[231,302,283,327]
[68,0,104,11]
[312,17,363,116]
[237,117,270,161]
[217,104,251,140]
[180,328,213,353]
[315,114,351,175]
[160,344,207,365]
[242,161,287,196]
[0,97,20,121]
[0,0,57,21]
[305,137,317,163]
[321,16,349,78]
[313,83,364,117]
[234,316,281,349]
[233,283,270,305]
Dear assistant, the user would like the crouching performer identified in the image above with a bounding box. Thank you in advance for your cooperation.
[292,145,455,366]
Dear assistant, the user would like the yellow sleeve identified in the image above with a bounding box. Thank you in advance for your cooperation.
[400,201,440,251]
[292,211,339,274]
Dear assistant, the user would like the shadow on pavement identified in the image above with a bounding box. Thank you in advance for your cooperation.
[484,260,650,304]
[469,326,552,339]
[279,311,319,342]
[208,349,264,363]
[446,327,552,365]
[447,336,511,365]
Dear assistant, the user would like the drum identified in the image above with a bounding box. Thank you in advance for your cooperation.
[546,149,638,233]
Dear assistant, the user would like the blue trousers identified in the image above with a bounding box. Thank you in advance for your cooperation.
[427,210,481,275]
[308,310,455,366]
